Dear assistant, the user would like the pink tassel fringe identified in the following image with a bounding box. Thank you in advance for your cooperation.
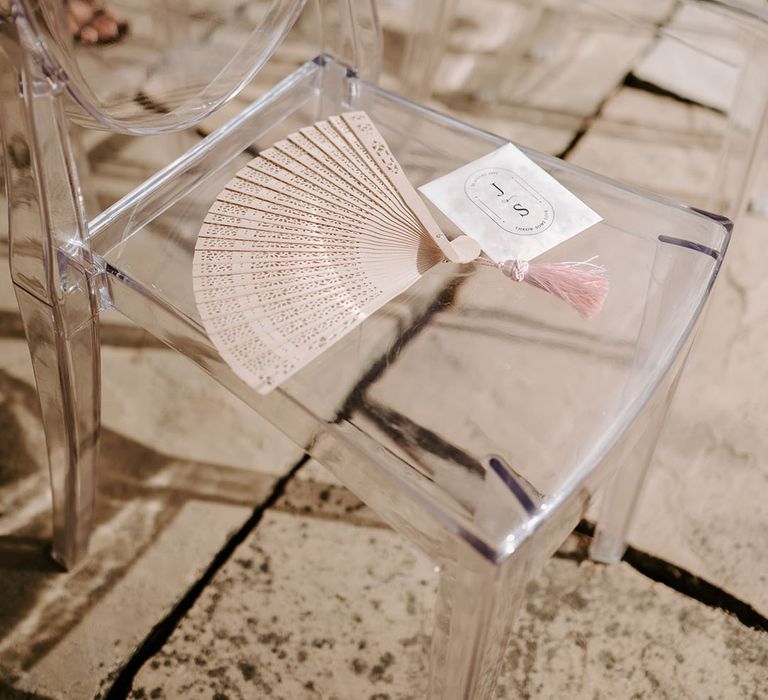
[480,257,609,319]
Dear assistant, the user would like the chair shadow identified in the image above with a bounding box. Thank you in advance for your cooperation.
[0,536,61,574]
[0,365,277,681]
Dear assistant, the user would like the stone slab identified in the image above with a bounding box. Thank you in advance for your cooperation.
[130,507,768,699]
[499,545,768,700]
[633,3,747,113]
[434,99,580,156]
[131,510,436,700]
[10,501,252,700]
[599,87,726,136]
[99,345,302,475]
[436,19,652,119]
[567,121,721,208]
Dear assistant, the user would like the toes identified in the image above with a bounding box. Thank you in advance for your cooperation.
[78,24,99,44]
[90,12,120,42]
[68,0,129,44]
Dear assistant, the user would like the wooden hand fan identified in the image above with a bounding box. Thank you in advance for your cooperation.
[193,111,481,394]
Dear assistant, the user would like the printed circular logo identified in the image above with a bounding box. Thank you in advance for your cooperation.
[464,168,554,236]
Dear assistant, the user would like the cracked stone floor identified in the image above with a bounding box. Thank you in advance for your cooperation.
[1,1,767,698]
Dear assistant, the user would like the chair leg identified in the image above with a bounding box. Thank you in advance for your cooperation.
[398,0,458,100]
[429,554,529,699]
[589,393,670,564]
[14,284,100,569]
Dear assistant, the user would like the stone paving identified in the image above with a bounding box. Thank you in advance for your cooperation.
[1,1,767,699]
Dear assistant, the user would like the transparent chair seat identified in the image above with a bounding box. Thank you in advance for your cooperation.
[89,55,728,563]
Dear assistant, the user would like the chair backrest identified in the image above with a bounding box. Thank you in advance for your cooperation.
[0,0,381,303]
[7,0,381,134]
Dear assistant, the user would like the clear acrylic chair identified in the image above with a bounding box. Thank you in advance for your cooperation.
[377,0,458,98]
[0,0,731,697]
[396,0,768,224]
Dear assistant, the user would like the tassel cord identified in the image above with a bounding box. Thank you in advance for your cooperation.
[474,255,609,319]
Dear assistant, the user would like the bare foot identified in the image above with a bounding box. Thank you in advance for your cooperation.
[66,0,128,45]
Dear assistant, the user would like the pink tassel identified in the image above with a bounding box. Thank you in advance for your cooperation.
[480,257,609,319]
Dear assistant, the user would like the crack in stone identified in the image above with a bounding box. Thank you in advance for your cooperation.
[360,398,486,478]
[622,73,725,114]
[102,453,311,699]
[334,278,464,425]
[558,4,684,162]
[574,520,768,633]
